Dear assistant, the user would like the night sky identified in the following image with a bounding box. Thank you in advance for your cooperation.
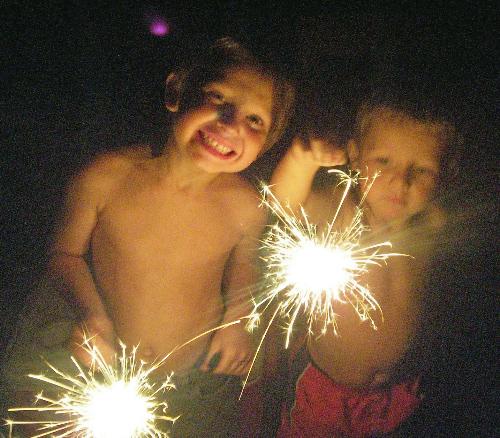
[1,2,497,436]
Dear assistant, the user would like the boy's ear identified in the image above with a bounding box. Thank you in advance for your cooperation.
[164,72,184,112]
[347,139,359,167]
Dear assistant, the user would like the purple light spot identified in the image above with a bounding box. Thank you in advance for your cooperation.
[149,18,169,37]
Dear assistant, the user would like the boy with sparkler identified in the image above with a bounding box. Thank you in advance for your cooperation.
[267,90,461,437]
[1,37,294,437]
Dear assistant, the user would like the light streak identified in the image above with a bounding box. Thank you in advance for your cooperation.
[5,320,242,437]
[247,170,405,348]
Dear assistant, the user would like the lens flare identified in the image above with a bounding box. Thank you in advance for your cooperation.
[148,16,170,37]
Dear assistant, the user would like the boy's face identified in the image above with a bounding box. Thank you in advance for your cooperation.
[350,112,443,227]
[170,66,274,173]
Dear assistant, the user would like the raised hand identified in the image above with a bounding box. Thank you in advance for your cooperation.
[288,136,347,169]
[270,136,347,211]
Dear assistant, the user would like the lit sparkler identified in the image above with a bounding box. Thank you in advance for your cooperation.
[6,339,176,438]
[5,320,242,437]
[247,170,404,348]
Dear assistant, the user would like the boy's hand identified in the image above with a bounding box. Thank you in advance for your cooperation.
[200,324,254,376]
[288,137,347,169]
[71,313,117,367]
[271,137,347,209]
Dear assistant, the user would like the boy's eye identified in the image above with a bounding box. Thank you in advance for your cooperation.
[375,157,389,165]
[247,114,265,130]
[413,167,436,178]
[204,90,224,104]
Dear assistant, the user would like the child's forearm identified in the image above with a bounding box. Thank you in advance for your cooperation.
[222,259,255,322]
[270,151,320,212]
[47,252,117,364]
[221,218,264,323]
[47,252,108,319]
[222,293,253,323]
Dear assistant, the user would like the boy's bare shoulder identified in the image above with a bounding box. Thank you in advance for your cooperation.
[218,174,265,225]
[70,145,153,199]
[81,145,151,176]
[114,144,154,160]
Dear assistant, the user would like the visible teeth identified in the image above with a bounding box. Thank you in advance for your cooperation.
[201,132,232,155]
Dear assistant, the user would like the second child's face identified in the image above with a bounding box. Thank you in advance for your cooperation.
[351,113,443,227]
[172,66,274,173]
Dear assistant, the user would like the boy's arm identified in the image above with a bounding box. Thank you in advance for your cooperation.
[47,161,116,364]
[270,137,346,211]
[200,201,266,376]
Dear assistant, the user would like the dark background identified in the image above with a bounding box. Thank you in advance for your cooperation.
[1,1,497,436]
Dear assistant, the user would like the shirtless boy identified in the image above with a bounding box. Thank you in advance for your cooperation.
[270,93,460,437]
[2,37,294,437]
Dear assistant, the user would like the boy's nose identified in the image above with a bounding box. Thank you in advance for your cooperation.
[389,168,411,189]
[217,103,239,130]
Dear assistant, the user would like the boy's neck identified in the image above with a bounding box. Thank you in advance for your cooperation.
[155,139,222,192]
[364,208,408,238]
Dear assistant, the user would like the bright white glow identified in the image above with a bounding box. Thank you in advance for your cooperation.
[6,321,245,437]
[286,241,354,295]
[7,340,177,437]
[83,378,152,438]
[247,170,405,347]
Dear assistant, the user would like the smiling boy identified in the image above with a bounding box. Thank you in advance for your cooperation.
[3,37,294,437]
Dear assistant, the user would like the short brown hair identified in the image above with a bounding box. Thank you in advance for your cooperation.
[167,37,295,152]
[353,97,463,190]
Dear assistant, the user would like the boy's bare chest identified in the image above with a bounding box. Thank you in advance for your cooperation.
[310,259,418,384]
[94,187,242,259]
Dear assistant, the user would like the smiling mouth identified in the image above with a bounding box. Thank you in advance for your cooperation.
[199,131,235,157]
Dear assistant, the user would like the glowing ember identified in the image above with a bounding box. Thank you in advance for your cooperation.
[82,379,154,437]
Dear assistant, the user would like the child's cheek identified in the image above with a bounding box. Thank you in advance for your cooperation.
[175,106,217,133]
[249,126,267,141]
[416,178,437,199]
[185,104,218,121]
[360,163,379,180]
[242,126,267,147]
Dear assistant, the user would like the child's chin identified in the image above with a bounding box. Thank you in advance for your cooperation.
[195,160,242,174]
[381,207,408,222]
[372,213,408,230]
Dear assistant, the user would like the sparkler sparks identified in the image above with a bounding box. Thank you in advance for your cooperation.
[5,320,243,437]
[247,169,404,348]
[6,339,177,438]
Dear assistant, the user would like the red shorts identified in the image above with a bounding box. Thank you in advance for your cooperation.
[278,362,422,438]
